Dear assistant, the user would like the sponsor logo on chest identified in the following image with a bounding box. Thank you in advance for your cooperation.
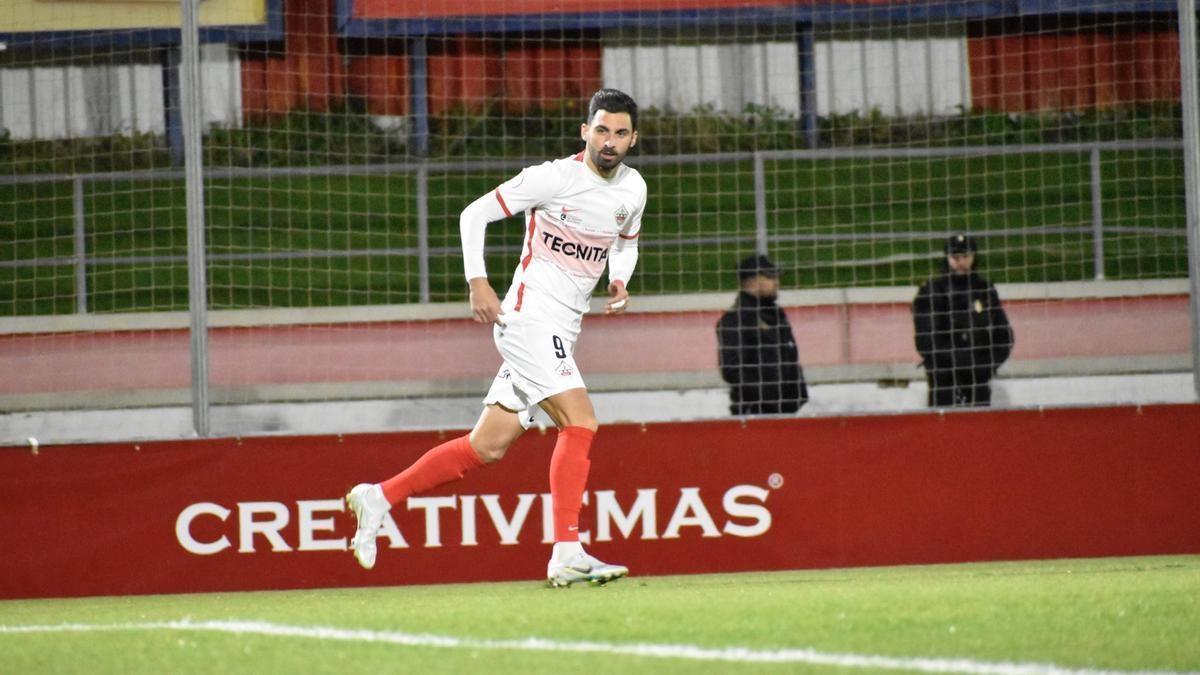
[559,205,583,225]
[540,231,610,263]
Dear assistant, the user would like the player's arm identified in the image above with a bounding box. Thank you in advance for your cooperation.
[606,244,636,314]
[605,195,644,314]
[461,162,564,324]
[459,191,508,324]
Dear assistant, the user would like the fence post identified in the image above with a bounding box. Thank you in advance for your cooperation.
[180,0,210,436]
[162,45,185,167]
[1089,146,1105,280]
[796,23,818,149]
[1177,0,1200,400]
[416,164,430,303]
[753,151,768,256]
[410,38,430,158]
[72,177,88,314]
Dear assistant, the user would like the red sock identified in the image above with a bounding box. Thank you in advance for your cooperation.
[381,434,485,506]
[550,426,595,542]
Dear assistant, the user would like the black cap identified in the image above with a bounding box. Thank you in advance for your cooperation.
[945,234,978,255]
[737,254,779,281]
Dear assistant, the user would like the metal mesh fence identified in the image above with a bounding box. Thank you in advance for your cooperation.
[0,1,1196,441]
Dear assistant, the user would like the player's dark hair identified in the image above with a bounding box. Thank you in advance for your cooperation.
[588,88,638,130]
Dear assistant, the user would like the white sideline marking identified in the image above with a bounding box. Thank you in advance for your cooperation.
[0,619,1190,675]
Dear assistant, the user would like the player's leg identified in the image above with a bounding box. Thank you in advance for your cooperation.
[538,387,598,542]
[538,388,628,587]
[489,317,624,584]
[537,386,597,430]
[468,403,529,461]
[346,403,525,570]
[382,403,524,501]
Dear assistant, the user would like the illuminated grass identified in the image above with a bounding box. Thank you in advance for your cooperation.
[1,556,1197,674]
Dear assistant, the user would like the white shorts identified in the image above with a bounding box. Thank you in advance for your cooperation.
[483,314,586,429]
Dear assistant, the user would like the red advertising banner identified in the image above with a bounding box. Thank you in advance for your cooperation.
[2,403,1198,599]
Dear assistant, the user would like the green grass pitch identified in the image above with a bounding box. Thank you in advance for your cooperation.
[2,555,1197,673]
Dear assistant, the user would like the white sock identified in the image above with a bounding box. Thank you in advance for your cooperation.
[552,541,584,561]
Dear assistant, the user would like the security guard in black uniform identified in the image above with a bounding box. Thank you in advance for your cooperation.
[912,234,1014,407]
[717,255,808,416]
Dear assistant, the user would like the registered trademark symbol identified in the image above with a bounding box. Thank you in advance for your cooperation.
[767,473,784,490]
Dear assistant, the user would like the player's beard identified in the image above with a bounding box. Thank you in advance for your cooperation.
[590,145,624,172]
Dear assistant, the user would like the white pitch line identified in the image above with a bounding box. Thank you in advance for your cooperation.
[0,619,1192,675]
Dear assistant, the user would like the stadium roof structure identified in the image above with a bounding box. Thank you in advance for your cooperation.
[0,0,1180,49]
[0,0,284,49]
[335,0,1181,38]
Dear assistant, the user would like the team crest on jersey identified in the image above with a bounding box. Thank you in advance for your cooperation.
[556,361,574,377]
[614,205,629,226]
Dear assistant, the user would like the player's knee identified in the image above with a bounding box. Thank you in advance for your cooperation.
[570,416,599,432]
[467,432,512,463]
[471,441,508,463]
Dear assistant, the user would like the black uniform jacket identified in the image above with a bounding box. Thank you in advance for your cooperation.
[716,291,808,415]
[912,271,1014,378]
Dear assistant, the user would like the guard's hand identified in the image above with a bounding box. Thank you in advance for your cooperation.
[605,280,630,315]
[468,277,503,324]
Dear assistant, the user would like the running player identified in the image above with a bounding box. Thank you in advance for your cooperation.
[345,89,645,587]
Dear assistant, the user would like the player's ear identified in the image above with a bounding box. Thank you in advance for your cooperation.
[580,123,589,141]
[630,130,638,147]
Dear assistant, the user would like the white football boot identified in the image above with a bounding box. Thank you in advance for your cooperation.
[547,549,629,588]
[345,483,389,570]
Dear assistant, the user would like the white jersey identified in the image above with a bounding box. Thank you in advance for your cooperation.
[461,151,646,340]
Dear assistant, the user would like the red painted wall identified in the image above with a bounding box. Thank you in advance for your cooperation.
[2,404,1197,599]
[968,25,1181,112]
[250,33,602,119]
[241,0,346,119]
[239,0,1184,119]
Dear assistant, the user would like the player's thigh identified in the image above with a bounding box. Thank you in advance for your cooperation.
[469,404,527,461]
[539,387,598,431]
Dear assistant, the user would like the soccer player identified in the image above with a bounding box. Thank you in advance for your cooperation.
[345,89,645,587]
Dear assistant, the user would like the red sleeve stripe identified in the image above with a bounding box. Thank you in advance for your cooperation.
[495,190,512,217]
[514,209,538,312]
[619,232,640,240]
[515,282,526,311]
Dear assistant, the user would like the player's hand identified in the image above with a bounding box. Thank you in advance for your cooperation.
[468,277,503,324]
[605,280,630,315]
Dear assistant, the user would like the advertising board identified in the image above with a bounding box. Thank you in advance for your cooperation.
[2,404,1197,599]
